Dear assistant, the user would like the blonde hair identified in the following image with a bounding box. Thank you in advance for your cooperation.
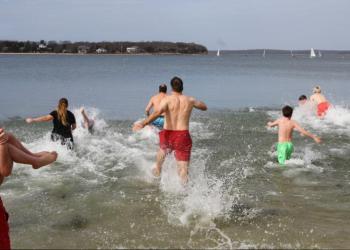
[57,98,68,126]
[313,86,322,94]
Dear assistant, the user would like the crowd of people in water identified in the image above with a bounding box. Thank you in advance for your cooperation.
[0,77,331,249]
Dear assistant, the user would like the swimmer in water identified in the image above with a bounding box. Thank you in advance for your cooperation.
[298,95,308,106]
[310,86,331,118]
[80,107,94,134]
[134,77,207,184]
[26,98,76,150]
[0,128,57,249]
[144,84,167,130]
[267,105,321,165]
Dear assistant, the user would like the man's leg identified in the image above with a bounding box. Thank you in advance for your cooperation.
[152,149,166,177]
[176,161,189,185]
[7,144,57,169]
[6,133,49,157]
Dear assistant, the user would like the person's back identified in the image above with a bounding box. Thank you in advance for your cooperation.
[164,94,194,130]
[277,117,295,142]
[310,93,327,104]
[151,92,167,115]
[310,86,330,117]
[145,84,168,130]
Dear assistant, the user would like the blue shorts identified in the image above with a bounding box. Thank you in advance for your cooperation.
[151,116,164,130]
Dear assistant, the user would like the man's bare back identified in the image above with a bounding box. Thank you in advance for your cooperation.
[310,93,327,105]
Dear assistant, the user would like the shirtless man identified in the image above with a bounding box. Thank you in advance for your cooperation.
[134,77,207,183]
[0,128,57,249]
[310,86,331,117]
[145,84,167,130]
[267,105,321,165]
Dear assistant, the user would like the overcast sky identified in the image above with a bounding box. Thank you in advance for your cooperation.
[0,0,349,50]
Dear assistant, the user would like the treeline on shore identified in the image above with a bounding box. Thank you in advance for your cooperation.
[0,40,208,54]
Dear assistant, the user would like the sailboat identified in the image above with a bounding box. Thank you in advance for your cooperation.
[318,50,322,58]
[290,50,294,57]
[262,49,266,58]
[310,48,316,58]
[216,49,220,57]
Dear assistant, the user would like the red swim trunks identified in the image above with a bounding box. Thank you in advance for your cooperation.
[0,197,10,250]
[317,102,330,116]
[159,130,192,161]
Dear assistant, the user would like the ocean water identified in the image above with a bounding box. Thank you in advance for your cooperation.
[0,54,350,248]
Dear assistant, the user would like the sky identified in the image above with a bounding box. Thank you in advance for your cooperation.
[0,0,349,50]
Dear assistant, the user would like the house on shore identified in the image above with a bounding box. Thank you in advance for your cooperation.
[126,46,139,53]
[96,48,107,54]
[78,46,89,54]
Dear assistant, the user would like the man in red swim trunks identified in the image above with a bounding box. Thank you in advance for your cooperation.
[310,86,331,118]
[0,128,57,249]
[133,76,207,184]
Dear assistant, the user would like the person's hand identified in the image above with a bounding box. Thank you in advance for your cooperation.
[132,122,144,132]
[314,136,321,144]
[25,118,34,124]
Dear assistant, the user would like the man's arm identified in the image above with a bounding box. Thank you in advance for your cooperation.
[26,115,53,123]
[192,98,207,111]
[133,99,167,131]
[145,98,154,116]
[267,119,279,128]
[294,121,321,143]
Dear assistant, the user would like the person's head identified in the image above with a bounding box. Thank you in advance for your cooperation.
[170,76,183,93]
[57,98,69,126]
[313,86,322,94]
[298,95,307,105]
[282,105,293,118]
[159,84,167,93]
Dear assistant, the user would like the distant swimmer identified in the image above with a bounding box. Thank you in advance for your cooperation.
[26,98,77,149]
[298,95,308,106]
[310,86,331,117]
[267,105,321,165]
[144,84,167,130]
[80,107,94,134]
[133,77,207,184]
[0,128,57,249]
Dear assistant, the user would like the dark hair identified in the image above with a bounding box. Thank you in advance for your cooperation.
[282,105,293,118]
[170,76,183,93]
[159,84,167,93]
[298,95,307,101]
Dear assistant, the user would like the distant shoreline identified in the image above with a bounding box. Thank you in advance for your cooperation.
[0,52,207,56]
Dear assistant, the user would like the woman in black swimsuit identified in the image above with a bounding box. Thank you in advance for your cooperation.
[26,98,76,149]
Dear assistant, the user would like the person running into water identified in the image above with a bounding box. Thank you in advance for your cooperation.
[267,105,321,165]
[310,86,331,117]
[26,98,76,149]
[80,107,94,134]
[133,77,207,184]
[144,84,168,130]
[298,95,308,106]
[0,128,57,249]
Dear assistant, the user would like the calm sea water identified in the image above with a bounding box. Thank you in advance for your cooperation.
[0,54,350,248]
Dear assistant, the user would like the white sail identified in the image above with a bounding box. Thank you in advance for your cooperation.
[290,50,294,57]
[310,48,316,58]
[262,49,266,58]
[318,51,322,58]
[217,49,220,56]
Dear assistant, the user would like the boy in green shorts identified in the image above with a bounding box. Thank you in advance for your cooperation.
[267,105,321,165]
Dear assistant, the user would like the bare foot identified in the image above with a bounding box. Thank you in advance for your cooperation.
[152,167,161,178]
[32,151,58,169]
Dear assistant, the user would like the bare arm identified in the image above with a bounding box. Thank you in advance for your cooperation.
[26,115,53,123]
[294,121,321,143]
[145,98,154,116]
[267,119,279,128]
[192,98,207,111]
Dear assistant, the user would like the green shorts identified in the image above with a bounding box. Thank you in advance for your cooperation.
[276,142,294,165]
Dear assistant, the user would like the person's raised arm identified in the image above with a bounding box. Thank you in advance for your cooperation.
[26,115,53,124]
[267,119,279,128]
[294,121,321,143]
[145,97,153,116]
[133,99,167,131]
[192,98,207,111]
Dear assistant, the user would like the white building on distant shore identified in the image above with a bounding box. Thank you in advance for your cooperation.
[96,48,107,54]
[126,46,139,53]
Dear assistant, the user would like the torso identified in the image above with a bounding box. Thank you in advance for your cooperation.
[152,93,167,116]
[278,118,295,142]
[50,110,76,139]
[310,94,327,104]
[163,94,194,130]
